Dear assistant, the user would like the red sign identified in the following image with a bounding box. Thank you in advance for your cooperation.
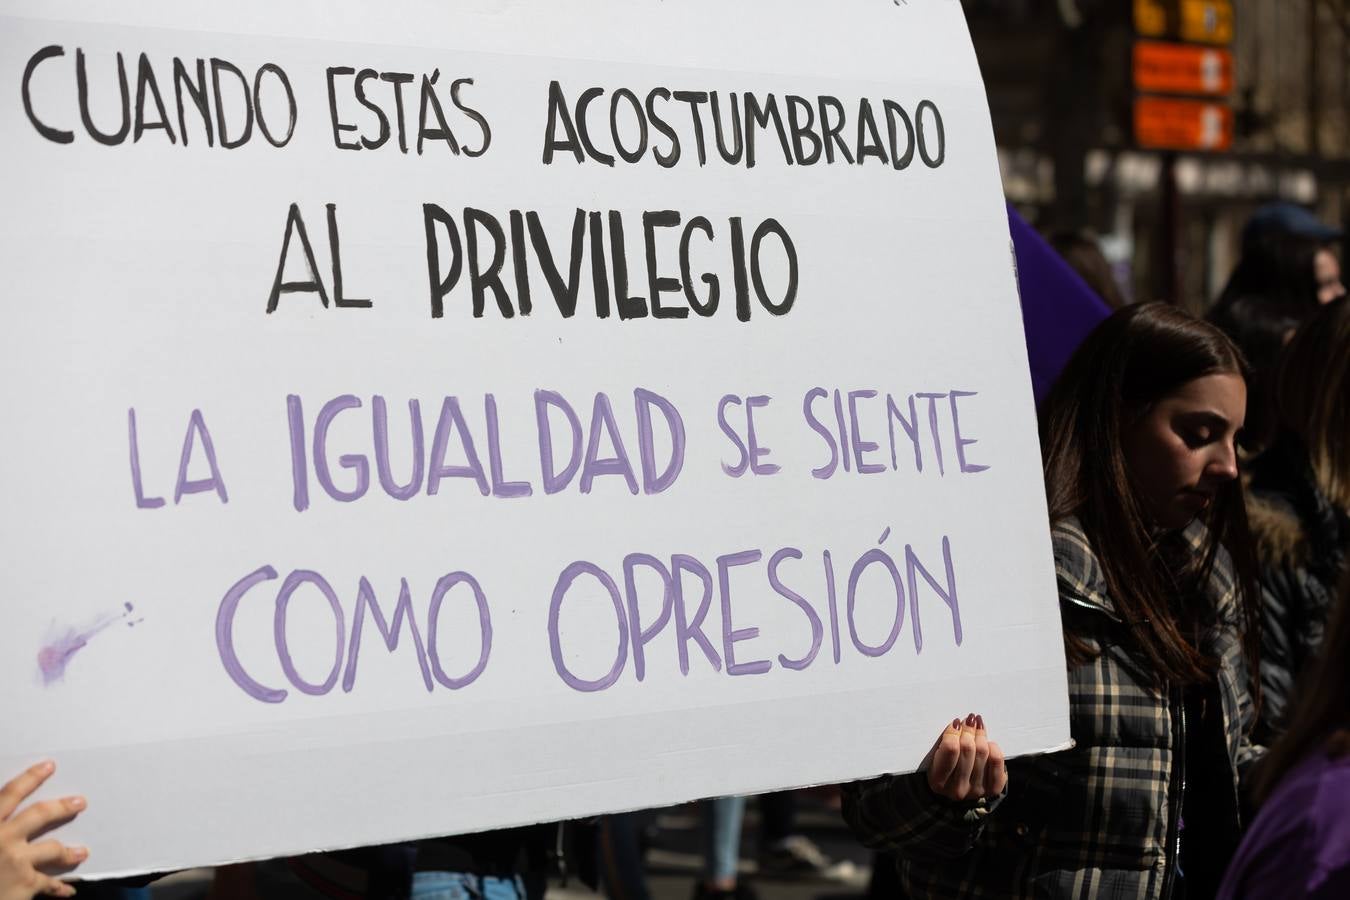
[1134,41,1233,96]
[1135,96,1233,151]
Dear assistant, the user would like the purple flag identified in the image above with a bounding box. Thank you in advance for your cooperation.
[1007,203,1112,405]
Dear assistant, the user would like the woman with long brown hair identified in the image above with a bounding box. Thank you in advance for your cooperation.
[845,304,1264,898]
[1219,573,1350,898]
[1247,297,1350,743]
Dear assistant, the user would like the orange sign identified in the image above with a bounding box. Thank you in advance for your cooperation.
[1134,0,1234,45]
[1134,41,1233,96]
[1181,0,1235,44]
[1134,0,1167,37]
[1135,96,1233,151]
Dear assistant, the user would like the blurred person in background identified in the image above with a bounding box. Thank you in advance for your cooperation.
[1209,203,1345,452]
[756,789,855,881]
[1247,298,1350,744]
[1218,572,1350,899]
[596,812,652,900]
[693,797,753,900]
[1048,229,1126,310]
[1314,244,1345,306]
[250,825,554,900]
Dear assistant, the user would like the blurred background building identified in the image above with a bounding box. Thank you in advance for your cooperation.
[964,0,1349,313]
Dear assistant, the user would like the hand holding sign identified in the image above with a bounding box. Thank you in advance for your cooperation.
[924,714,1007,802]
[0,762,86,900]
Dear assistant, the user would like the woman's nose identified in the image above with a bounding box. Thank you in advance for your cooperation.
[1207,442,1239,482]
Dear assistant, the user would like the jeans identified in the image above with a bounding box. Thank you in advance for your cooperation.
[255,857,527,900]
[411,871,527,900]
[703,796,746,882]
[598,812,652,900]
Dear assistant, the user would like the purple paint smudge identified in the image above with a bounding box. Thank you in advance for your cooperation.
[38,603,142,686]
[37,632,89,685]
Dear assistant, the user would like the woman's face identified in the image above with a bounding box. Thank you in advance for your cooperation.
[1123,373,1246,529]
[1315,248,1345,304]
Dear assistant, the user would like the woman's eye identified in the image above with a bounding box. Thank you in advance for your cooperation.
[1182,428,1212,448]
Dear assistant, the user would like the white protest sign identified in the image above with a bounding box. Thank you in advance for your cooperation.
[0,0,1070,878]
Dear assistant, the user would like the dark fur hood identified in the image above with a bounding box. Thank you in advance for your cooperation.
[1247,491,1310,570]
[1246,431,1349,578]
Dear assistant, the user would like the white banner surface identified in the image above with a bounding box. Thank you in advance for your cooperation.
[0,0,1070,878]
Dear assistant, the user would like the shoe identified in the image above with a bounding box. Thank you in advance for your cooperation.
[758,835,830,875]
[757,835,859,882]
[691,881,759,900]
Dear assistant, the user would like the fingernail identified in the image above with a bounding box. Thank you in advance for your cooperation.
[66,796,86,811]
[965,713,977,728]
[73,847,89,861]
[37,760,55,774]
[977,715,985,730]
[952,717,962,730]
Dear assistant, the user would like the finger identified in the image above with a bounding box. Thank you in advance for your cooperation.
[987,741,1008,796]
[926,718,963,793]
[29,839,89,871]
[969,715,991,797]
[38,875,77,898]
[9,796,84,839]
[922,715,962,763]
[0,760,55,821]
[942,714,978,798]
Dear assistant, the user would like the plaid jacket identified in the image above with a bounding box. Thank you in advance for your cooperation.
[843,517,1263,899]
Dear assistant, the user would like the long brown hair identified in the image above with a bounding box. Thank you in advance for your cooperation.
[1273,296,1350,509]
[1253,570,1350,804]
[1040,303,1262,688]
